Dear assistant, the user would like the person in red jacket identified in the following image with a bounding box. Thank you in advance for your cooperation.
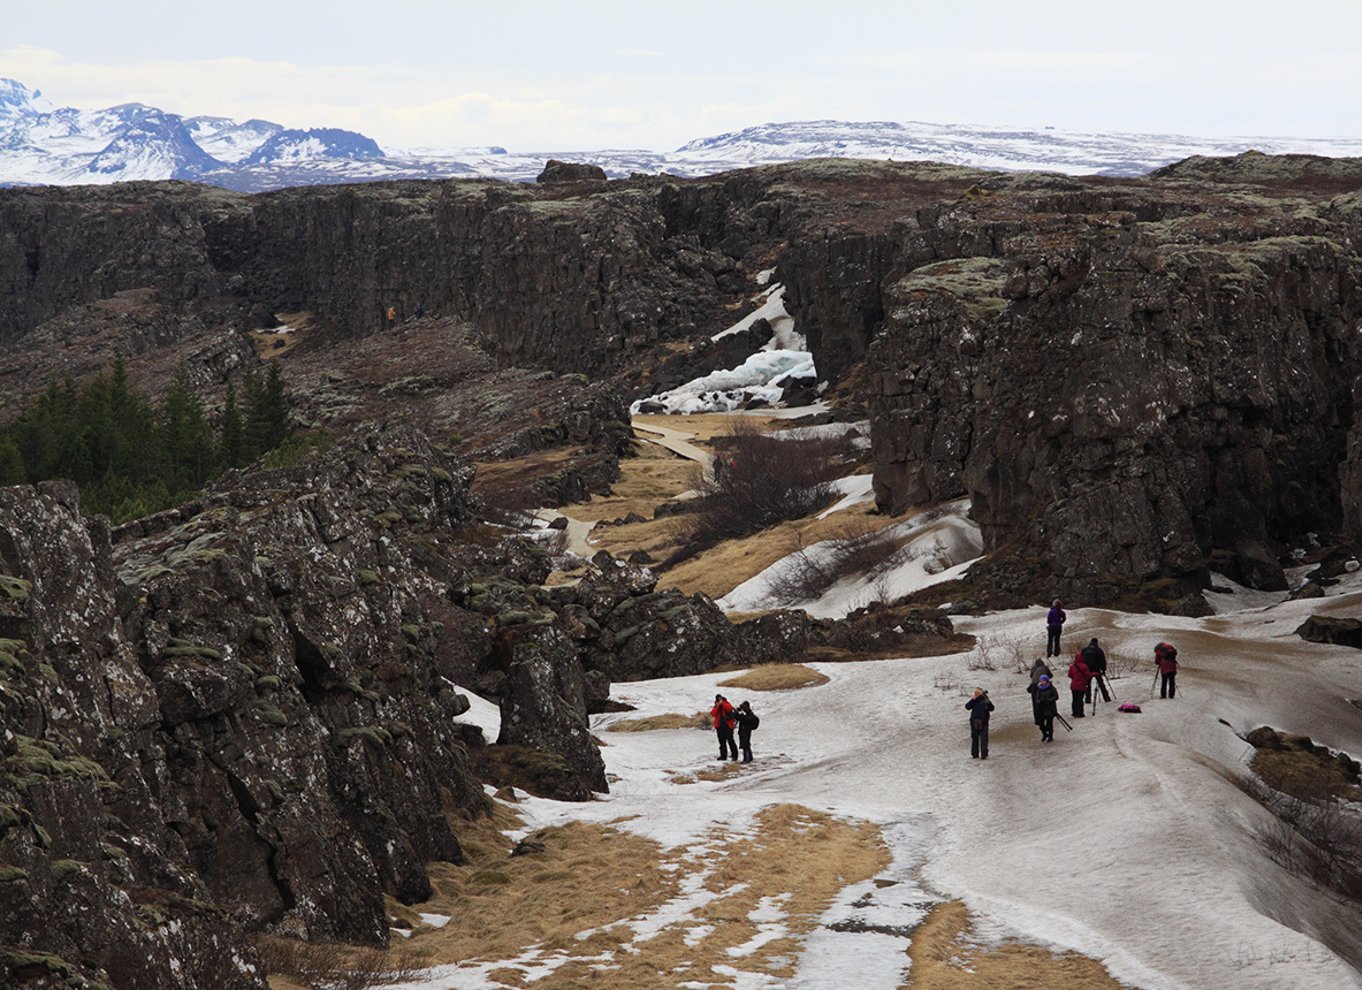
[711,694,738,760]
[1154,643,1179,698]
[1067,651,1093,718]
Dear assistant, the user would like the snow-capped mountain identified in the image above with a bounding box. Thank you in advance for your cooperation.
[0,79,384,187]
[242,127,383,166]
[184,116,283,164]
[3,78,1361,191]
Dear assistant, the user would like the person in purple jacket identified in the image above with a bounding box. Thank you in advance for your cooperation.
[1045,599,1066,657]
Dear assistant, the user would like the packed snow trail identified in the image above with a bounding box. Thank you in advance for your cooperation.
[423,578,1362,990]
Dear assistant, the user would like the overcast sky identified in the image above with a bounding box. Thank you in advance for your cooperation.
[3,1,1359,151]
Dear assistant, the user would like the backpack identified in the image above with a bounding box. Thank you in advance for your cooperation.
[746,712,760,731]
[1118,702,1142,713]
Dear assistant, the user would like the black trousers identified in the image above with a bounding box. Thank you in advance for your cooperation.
[1038,714,1054,740]
[1091,674,1111,702]
[970,720,989,757]
[1071,689,1086,716]
[717,725,738,760]
[1046,626,1062,657]
[738,728,753,763]
[1160,672,1176,698]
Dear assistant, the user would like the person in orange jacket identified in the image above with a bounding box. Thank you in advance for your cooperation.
[711,693,738,760]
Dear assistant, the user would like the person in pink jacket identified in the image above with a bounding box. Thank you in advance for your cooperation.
[1067,652,1093,718]
[1154,643,1179,699]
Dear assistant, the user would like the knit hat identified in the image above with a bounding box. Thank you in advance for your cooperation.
[1038,674,1051,685]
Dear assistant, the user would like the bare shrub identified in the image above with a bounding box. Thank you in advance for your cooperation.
[968,634,1026,673]
[1245,776,1362,900]
[1104,651,1147,681]
[760,517,900,608]
[668,420,846,565]
[257,936,423,990]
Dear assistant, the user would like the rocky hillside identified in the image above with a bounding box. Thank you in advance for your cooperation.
[0,425,808,989]
[2,154,1361,605]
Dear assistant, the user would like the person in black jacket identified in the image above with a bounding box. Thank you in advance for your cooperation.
[733,701,759,763]
[1027,674,1059,742]
[965,688,994,759]
[1081,638,1111,703]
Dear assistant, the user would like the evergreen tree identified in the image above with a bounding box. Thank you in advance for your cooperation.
[160,366,214,490]
[244,362,289,457]
[0,438,24,486]
[219,382,244,470]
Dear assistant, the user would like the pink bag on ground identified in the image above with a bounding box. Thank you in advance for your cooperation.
[1117,703,1142,713]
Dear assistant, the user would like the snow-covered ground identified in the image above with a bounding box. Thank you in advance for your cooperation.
[417,570,1362,989]
[718,498,983,617]
[632,285,817,416]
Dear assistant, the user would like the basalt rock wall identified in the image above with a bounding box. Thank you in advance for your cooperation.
[867,173,1362,604]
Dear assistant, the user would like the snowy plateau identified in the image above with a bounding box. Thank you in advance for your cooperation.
[428,564,1362,990]
[5,77,1362,190]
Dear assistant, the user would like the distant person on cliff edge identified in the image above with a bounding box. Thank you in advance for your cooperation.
[1154,642,1179,699]
[965,688,994,759]
[1046,599,1066,657]
[711,694,738,761]
[386,305,396,329]
[734,700,759,763]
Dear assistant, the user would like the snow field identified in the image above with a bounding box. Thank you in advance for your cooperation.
[442,574,1362,988]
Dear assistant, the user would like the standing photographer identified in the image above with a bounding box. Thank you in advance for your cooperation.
[965,688,995,759]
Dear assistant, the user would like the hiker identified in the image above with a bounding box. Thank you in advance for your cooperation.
[414,301,426,320]
[1067,651,1093,718]
[965,688,994,759]
[1082,638,1111,703]
[711,693,738,760]
[1154,642,1179,698]
[385,305,396,329]
[1028,674,1059,742]
[1028,657,1052,724]
[734,700,759,763]
[1046,599,1066,657]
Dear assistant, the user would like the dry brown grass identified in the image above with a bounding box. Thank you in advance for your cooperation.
[903,901,1125,989]
[633,412,789,442]
[336,801,889,990]
[607,711,711,732]
[559,439,701,524]
[1252,748,1362,803]
[719,663,831,691]
[659,504,902,599]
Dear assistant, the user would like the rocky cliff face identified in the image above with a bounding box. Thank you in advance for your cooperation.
[4,158,1362,608]
[865,172,1362,604]
[0,422,803,989]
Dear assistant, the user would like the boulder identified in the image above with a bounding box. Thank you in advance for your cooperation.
[1295,615,1362,649]
[536,159,607,184]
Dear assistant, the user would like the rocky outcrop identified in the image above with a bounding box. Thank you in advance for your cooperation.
[865,172,1362,605]
[4,158,1362,607]
[0,482,267,990]
[1296,615,1362,649]
[3,427,702,989]
[536,160,607,184]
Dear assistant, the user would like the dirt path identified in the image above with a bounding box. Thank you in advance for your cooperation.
[632,419,713,477]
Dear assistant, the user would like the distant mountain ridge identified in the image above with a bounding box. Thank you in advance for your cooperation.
[3,78,1362,191]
